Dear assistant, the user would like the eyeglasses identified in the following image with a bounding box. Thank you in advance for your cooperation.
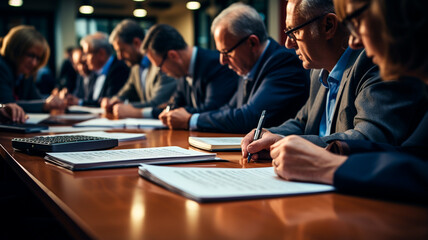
[25,52,43,62]
[342,3,370,38]
[284,14,326,41]
[219,34,252,58]
[158,53,168,70]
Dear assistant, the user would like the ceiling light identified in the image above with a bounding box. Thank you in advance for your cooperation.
[133,9,147,17]
[186,1,201,10]
[133,0,145,2]
[9,0,23,7]
[79,5,94,14]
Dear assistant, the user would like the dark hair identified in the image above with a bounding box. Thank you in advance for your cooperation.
[141,24,187,56]
[109,19,145,44]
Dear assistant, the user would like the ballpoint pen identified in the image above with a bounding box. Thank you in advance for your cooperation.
[247,110,266,163]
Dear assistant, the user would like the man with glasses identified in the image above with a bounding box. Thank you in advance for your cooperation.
[140,24,238,120]
[161,3,309,133]
[98,19,177,119]
[242,0,426,160]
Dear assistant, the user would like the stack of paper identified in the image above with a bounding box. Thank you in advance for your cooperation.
[45,146,217,171]
[188,137,243,151]
[74,118,166,129]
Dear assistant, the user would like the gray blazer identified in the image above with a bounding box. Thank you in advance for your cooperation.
[115,63,177,108]
[269,49,428,147]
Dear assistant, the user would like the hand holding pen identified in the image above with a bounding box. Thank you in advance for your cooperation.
[247,110,266,163]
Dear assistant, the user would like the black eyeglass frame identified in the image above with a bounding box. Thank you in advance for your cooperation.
[341,3,370,38]
[219,34,253,57]
[284,14,327,41]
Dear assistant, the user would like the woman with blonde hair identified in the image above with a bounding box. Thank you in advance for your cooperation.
[0,25,65,113]
[271,0,428,202]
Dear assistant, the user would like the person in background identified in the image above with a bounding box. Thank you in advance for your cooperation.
[162,3,309,133]
[140,24,239,120]
[67,32,130,106]
[101,19,177,118]
[56,46,78,93]
[0,103,26,123]
[242,0,426,159]
[270,0,428,202]
[0,25,66,113]
[69,47,93,101]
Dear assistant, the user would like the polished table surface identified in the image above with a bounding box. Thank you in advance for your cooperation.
[1,126,428,240]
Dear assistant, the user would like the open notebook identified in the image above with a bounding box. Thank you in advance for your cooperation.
[139,164,335,202]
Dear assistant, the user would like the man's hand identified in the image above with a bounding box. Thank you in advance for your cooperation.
[241,129,283,161]
[270,135,347,184]
[0,103,26,123]
[112,103,142,119]
[164,107,191,130]
[101,97,121,113]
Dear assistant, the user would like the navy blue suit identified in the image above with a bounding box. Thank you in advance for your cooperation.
[80,57,129,106]
[196,39,309,133]
[152,47,238,118]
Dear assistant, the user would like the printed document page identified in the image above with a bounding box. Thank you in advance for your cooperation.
[139,165,335,202]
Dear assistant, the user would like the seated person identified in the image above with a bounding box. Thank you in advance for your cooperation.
[101,19,177,118]
[0,25,66,113]
[67,32,130,106]
[161,3,309,133]
[140,24,239,120]
[67,47,93,101]
[242,0,427,157]
[270,0,428,203]
[0,103,26,123]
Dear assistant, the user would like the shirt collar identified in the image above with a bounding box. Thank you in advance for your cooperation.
[96,55,114,75]
[187,46,198,78]
[140,55,151,69]
[246,40,271,80]
[319,47,353,88]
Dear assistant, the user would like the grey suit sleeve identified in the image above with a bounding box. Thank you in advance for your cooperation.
[133,72,177,108]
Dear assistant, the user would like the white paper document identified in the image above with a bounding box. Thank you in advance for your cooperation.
[26,113,50,124]
[45,146,217,170]
[67,105,105,114]
[42,126,111,133]
[57,131,146,142]
[138,165,335,202]
[74,118,165,129]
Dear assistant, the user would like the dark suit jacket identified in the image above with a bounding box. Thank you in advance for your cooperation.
[152,47,238,118]
[268,49,428,147]
[115,63,177,108]
[82,57,129,106]
[0,55,45,112]
[196,39,309,133]
[326,96,428,202]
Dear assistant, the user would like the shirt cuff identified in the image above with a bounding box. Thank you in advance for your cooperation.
[142,107,153,118]
[189,113,199,130]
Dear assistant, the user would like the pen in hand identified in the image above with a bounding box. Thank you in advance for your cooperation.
[247,110,266,163]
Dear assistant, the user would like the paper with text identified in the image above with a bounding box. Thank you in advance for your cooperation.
[139,165,335,202]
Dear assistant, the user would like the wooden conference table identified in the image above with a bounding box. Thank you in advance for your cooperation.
[0,120,427,239]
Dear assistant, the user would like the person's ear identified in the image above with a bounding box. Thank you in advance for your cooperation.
[324,13,338,40]
[248,35,260,48]
[132,37,142,49]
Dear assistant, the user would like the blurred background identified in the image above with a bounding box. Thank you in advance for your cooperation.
[0,0,286,80]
